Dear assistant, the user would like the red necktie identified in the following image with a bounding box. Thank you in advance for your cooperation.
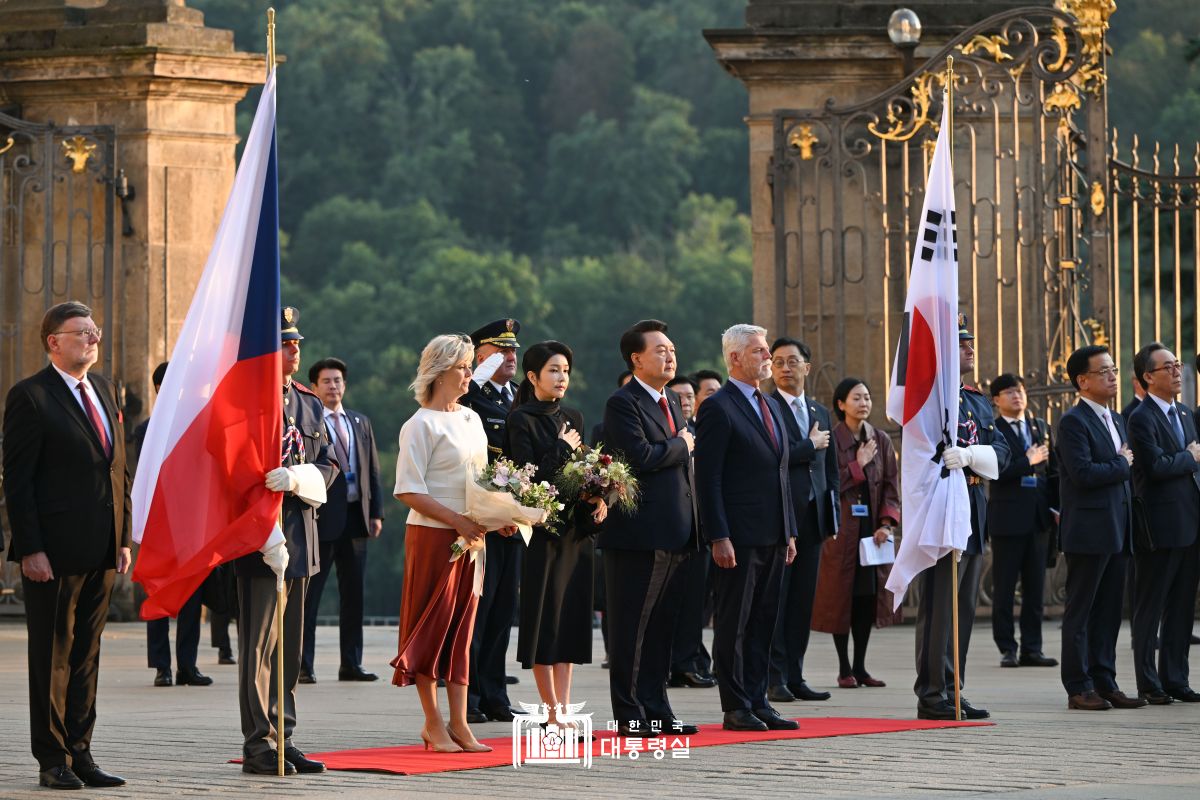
[657,396,677,436]
[77,381,113,461]
[754,390,779,451]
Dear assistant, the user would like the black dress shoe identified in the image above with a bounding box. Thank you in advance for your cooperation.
[673,671,718,689]
[485,706,516,723]
[1018,652,1058,667]
[338,665,379,682]
[242,751,296,775]
[1167,686,1200,702]
[218,648,237,665]
[38,765,84,789]
[789,681,832,701]
[649,719,700,735]
[74,764,126,787]
[1000,651,1019,668]
[753,707,799,730]
[767,684,795,703]
[616,720,651,737]
[466,709,489,724]
[601,658,610,669]
[153,668,173,687]
[506,674,519,685]
[1191,633,1200,645]
[722,709,768,732]
[298,670,316,685]
[176,666,213,686]
[916,700,960,720]
[1097,689,1147,709]
[958,698,990,719]
[283,747,326,773]
[1139,689,1174,705]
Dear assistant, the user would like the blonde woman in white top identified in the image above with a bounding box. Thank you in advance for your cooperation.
[390,333,515,754]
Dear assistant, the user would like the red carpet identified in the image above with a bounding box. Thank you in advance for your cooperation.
[299,717,991,776]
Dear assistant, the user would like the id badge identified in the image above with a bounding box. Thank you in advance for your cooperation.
[1020,475,1037,488]
[851,504,869,518]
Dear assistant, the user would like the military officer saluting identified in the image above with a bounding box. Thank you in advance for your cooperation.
[914,314,1010,720]
[463,318,523,723]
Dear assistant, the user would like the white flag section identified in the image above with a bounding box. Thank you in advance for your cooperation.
[884,95,971,610]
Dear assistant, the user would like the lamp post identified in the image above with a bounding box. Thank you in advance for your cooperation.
[887,8,922,77]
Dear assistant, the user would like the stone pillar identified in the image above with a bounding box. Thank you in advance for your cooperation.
[0,0,264,617]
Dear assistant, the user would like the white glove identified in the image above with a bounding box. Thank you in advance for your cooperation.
[942,446,971,471]
[472,352,505,386]
[260,540,289,588]
[265,467,299,493]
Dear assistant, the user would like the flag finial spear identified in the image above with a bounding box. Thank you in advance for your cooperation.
[266,8,276,75]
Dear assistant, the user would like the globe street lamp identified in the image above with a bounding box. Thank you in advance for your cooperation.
[887,8,922,76]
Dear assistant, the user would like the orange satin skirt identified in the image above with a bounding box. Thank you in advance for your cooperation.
[390,524,480,687]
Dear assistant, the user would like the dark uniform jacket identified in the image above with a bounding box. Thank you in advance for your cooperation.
[958,384,1011,554]
[464,379,516,463]
[3,366,130,575]
[235,380,337,580]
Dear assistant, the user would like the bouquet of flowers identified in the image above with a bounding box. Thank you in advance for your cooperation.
[453,457,566,560]
[556,444,639,514]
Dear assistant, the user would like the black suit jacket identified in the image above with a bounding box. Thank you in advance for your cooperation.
[1121,396,1141,424]
[235,381,338,580]
[771,391,837,543]
[598,380,697,551]
[1056,400,1132,555]
[3,365,131,575]
[1127,397,1200,551]
[695,382,797,548]
[317,407,384,541]
[988,414,1057,537]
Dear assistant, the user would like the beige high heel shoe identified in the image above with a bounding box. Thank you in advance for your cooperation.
[446,726,492,753]
[421,730,463,753]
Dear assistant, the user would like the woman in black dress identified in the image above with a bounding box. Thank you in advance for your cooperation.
[505,341,607,729]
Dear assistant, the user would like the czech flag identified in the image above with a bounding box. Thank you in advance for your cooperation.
[132,70,283,620]
[883,92,972,610]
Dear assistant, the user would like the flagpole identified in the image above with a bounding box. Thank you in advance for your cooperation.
[944,54,963,725]
[265,7,286,779]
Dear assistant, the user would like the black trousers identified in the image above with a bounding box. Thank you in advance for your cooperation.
[1060,551,1126,695]
[468,531,521,713]
[671,543,712,675]
[302,519,369,673]
[769,508,822,687]
[605,547,691,725]
[23,569,115,771]
[712,543,785,712]
[146,586,203,670]
[990,531,1050,657]
[1132,538,1200,693]
[914,551,983,706]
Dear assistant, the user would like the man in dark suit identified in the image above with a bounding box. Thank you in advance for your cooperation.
[664,373,714,689]
[988,373,1058,669]
[236,307,339,775]
[1121,375,1145,423]
[914,316,1010,720]
[133,361,213,688]
[696,324,799,733]
[592,368,632,669]
[1057,344,1145,711]
[601,319,700,737]
[300,357,385,684]
[463,318,522,723]
[3,301,131,789]
[1127,342,1200,703]
[767,337,836,703]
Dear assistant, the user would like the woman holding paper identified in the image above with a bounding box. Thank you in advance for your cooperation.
[811,377,902,688]
[391,333,515,754]
[504,341,606,731]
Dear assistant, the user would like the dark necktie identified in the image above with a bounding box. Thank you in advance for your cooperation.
[657,396,677,436]
[499,384,512,408]
[754,390,779,451]
[1017,420,1029,449]
[77,381,112,461]
[1168,405,1186,448]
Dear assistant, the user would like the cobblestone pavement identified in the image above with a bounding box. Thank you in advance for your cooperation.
[0,618,1196,799]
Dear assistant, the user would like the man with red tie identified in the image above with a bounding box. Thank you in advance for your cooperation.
[3,301,131,789]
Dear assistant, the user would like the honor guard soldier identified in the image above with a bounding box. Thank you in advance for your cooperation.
[237,306,338,775]
[463,318,522,723]
[914,314,1010,720]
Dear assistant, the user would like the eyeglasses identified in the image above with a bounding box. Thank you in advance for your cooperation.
[1085,367,1119,377]
[53,327,102,340]
[1148,361,1184,374]
[772,358,806,368]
